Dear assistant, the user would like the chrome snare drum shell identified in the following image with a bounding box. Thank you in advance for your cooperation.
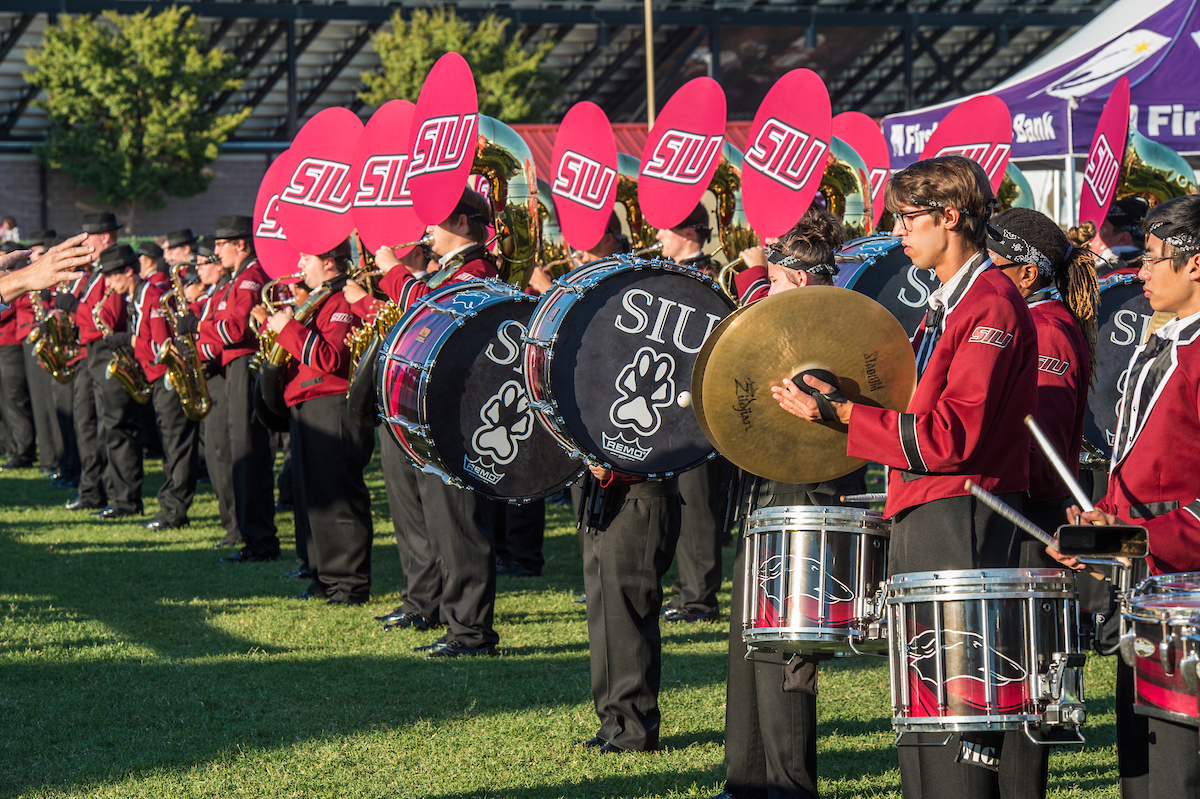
[742,505,890,656]
[1118,584,1200,727]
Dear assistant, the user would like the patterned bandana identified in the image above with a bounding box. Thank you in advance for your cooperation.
[764,246,838,277]
[986,224,1055,277]
[1146,219,1200,253]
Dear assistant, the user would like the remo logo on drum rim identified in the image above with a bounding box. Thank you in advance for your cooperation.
[351,99,426,256]
[742,69,832,240]
[551,101,618,252]
[1078,77,1131,229]
[918,95,1013,194]
[407,52,480,227]
[275,106,364,255]
[833,111,891,229]
[253,149,300,279]
[637,76,727,230]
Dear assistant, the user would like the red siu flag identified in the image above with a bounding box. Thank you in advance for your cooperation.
[275,107,364,255]
[918,95,1012,193]
[742,69,832,240]
[253,150,300,279]
[833,111,890,228]
[407,52,480,226]
[351,99,426,256]
[638,77,727,230]
[1079,77,1131,229]
[551,102,618,252]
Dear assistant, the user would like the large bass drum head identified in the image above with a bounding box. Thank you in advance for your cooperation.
[426,295,583,500]
[836,235,940,338]
[1088,274,1152,458]
[550,262,735,476]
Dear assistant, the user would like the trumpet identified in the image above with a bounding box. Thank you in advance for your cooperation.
[261,270,303,314]
[633,241,663,258]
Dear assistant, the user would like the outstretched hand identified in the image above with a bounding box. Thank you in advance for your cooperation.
[0,233,92,301]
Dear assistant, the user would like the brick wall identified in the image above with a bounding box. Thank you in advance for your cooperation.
[0,153,272,239]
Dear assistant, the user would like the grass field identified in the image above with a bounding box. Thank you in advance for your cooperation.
[0,449,1123,798]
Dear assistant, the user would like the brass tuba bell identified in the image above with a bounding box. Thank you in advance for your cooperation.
[1114,127,1198,208]
[469,116,541,288]
[819,137,874,240]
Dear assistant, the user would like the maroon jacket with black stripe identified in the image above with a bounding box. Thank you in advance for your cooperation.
[191,276,227,364]
[273,289,358,407]
[1097,310,1200,575]
[846,254,1038,518]
[350,247,498,319]
[128,279,170,383]
[196,257,267,366]
[734,265,770,306]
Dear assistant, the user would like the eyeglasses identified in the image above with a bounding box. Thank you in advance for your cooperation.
[1139,253,1175,267]
[892,208,938,232]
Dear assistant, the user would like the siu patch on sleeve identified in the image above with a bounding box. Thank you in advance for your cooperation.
[1038,355,1070,375]
[968,326,1013,348]
[239,279,262,291]
[330,312,353,324]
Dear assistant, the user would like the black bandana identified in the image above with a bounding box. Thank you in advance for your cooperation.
[1146,219,1200,253]
[986,224,1055,277]
[764,246,838,278]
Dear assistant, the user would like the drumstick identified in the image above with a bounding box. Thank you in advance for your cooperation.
[840,493,887,503]
[964,480,1057,549]
[1024,415,1096,513]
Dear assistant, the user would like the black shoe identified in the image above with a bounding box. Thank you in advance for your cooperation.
[412,637,448,653]
[595,742,627,754]
[573,736,606,749]
[496,558,539,578]
[425,640,497,658]
[145,518,188,531]
[91,505,141,520]
[275,501,294,513]
[574,594,587,605]
[661,607,719,624]
[220,547,279,563]
[212,535,243,549]
[1,458,33,470]
[52,475,79,489]
[65,495,104,511]
[284,565,312,580]
[381,612,437,632]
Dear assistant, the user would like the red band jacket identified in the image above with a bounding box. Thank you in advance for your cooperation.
[1097,310,1200,575]
[0,301,18,346]
[191,277,228,364]
[847,254,1039,517]
[734,265,770,306]
[273,287,358,407]
[75,271,110,348]
[129,280,170,383]
[197,257,266,366]
[1026,294,1090,502]
[350,246,497,321]
[13,291,37,342]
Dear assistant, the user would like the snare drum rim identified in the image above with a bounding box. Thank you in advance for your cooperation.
[1123,591,1200,625]
[834,234,901,291]
[885,568,1078,600]
[744,505,891,536]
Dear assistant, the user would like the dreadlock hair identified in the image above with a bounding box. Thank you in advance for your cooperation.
[773,207,845,286]
[993,207,1099,379]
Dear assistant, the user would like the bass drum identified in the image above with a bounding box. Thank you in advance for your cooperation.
[376,279,583,502]
[1086,272,1153,461]
[835,234,940,338]
[524,254,736,477]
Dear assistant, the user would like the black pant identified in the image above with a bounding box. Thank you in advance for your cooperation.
[202,372,238,540]
[493,499,546,574]
[218,356,277,556]
[87,344,143,512]
[24,342,63,469]
[51,369,78,478]
[0,344,35,463]
[73,357,104,502]
[275,431,294,506]
[290,395,374,602]
[582,479,681,751]
[381,432,442,620]
[892,492,1022,799]
[668,457,733,615]
[150,377,199,525]
[420,472,498,648]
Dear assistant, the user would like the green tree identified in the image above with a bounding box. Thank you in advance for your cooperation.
[360,7,560,123]
[26,6,250,231]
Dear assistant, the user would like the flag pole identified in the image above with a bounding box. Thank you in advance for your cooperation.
[644,0,656,128]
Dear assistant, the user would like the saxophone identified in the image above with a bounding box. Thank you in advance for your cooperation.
[157,263,213,421]
[94,287,153,403]
[27,286,80,383]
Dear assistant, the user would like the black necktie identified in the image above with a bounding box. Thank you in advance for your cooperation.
[915,306,944,379]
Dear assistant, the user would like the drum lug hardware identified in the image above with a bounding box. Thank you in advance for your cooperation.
[1118,631,1137,668]
[1042,652,1087,729]
[1159,636,1176,676]
[1182,652,1200,694]
[519,333,547,347]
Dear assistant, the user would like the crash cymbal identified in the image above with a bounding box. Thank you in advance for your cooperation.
[697,285,916,484]
[691,304,751,445]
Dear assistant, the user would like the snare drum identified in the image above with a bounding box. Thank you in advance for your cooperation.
[887,569,1087,735]
[742,505,890,655]
[376,279,583,501]
[523,254,735,476]
[1119,572,1200,726]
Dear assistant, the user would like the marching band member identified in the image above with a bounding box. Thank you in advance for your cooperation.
[137,241,170,290]
[347,188,501,657]
[715,208,865,799]
[163,229,197,268]
[775,156,1038,797]
[108,249,200,532]
[1075,197,1149,276]
[1063,195,1200,797]
[986,207,1098,799]
[656,202,732,625]
[258,241,374,605]
[176,215,279,562]
[0,255,35,469]
[19,231,68,478]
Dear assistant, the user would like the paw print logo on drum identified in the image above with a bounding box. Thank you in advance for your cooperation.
[471,380,535,466]
[609,347,676,436]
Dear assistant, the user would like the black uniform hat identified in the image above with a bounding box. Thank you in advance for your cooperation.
[166,228,196,248]
[1108,197,1151,232]
[214,215,253,239]
[98,244,137,274]
[28,229,56,247]
[0,241,21,254]
[138,241,164,261]
[196,236,216,260]
[82,212,120,234]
